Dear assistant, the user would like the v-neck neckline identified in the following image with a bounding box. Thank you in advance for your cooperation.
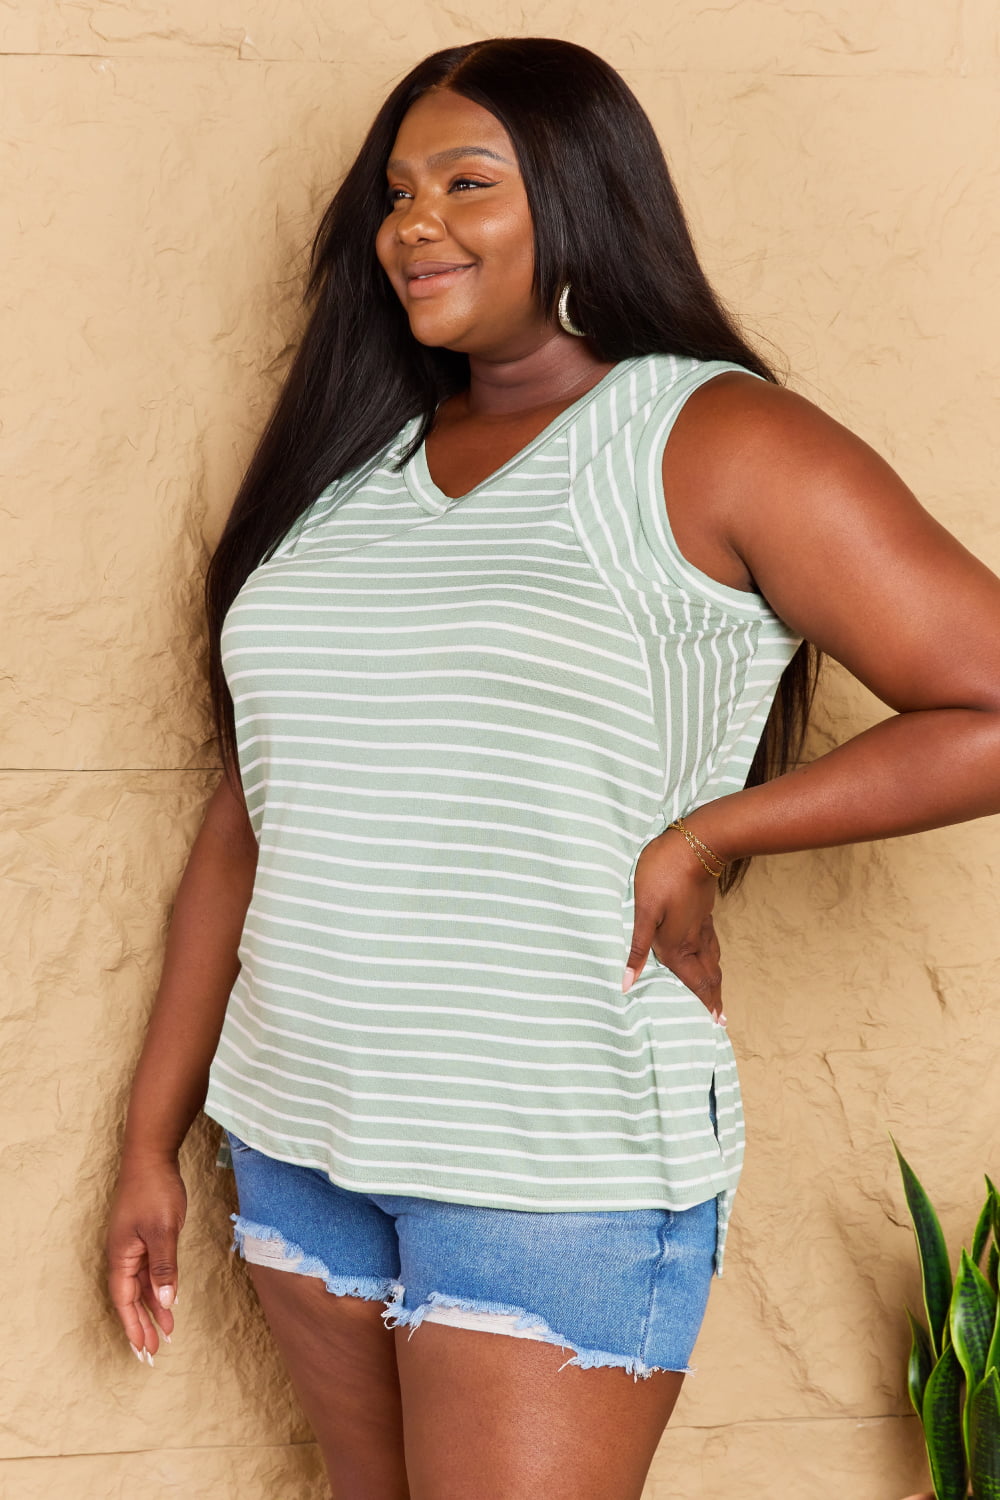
[401,357,638,515]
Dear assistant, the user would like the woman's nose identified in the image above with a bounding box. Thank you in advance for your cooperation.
[395,199,444,244]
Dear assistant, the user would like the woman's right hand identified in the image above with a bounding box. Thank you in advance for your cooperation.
[106,1155,187,1362]
[102,775,257,1363]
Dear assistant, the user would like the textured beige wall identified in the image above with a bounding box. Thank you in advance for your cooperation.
[3,3,999,1496]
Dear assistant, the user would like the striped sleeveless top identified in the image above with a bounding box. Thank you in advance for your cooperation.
[204,352,801,1271]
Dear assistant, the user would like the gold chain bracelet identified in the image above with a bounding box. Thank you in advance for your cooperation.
[667,818,727,879]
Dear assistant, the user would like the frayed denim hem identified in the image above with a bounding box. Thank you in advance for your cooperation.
[229,1213,401,1304]
[380,1286,694,1381]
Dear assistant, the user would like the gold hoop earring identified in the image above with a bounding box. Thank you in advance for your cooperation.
[557,283,586,338]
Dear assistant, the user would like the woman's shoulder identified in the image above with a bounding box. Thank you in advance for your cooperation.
[620,352,798,445]
[660,368,869,482]
[658,363,936,618]
[638,360,880,604]
[603,350,859,485]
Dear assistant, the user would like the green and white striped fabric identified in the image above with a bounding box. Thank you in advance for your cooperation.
[204,353,801,1271]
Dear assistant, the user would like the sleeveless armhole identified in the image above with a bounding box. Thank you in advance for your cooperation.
[633,360,776,620]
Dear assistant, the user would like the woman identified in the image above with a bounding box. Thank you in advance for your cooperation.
[105,36,1000,1500]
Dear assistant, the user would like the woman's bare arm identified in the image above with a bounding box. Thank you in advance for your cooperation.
[624,378,1000,1000]
[106,770,258,1357]
[690,377,1000,855]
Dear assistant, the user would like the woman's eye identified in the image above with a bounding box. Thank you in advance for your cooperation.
[385,177,494,208]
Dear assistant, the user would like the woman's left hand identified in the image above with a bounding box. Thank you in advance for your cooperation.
[622,830,725,1022]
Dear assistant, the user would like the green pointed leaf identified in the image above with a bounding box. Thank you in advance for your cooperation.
[973,1191,995,1268]
[985,1296,1000,1384]
[924,1340,970,1499]
[952,1250,998,1465]
[969,1368,1000,1500]
[894,1139,954,1356]
[989,1245,999,1297]
[953,1251,1000,1393]
[923,1342,968,1500]
[908,1309,936,1417]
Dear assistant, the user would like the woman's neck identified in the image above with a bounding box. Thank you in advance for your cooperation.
[460,333,616,421]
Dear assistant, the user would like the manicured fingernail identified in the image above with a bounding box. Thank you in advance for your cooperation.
[172,1291,180,1306]
[144,1349,154,1367]
[622,967,636,993]
[157,1286,174,1309]
[718,1013,728,1027]
[160,1331,172,1343]
[129,1343,144,1364]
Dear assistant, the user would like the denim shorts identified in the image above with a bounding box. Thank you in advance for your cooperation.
[224,1127,719,1380]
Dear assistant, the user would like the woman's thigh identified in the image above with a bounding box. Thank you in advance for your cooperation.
[394,1323,685,1500]
[247,1261,410,1500]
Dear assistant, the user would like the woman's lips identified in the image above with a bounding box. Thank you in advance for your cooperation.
[405,264,473,299]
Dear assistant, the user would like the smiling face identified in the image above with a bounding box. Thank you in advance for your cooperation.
[375,88,550,359]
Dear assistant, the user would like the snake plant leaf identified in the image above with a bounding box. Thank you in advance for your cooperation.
[951,1251,998,1466]
[894,1139,954,1357]
[923,1340,968,1500]
[908,1309,936,1418]
[973,1191,995,1268]
[952,1251,999,1393]
[989,1244,999,1297]
[985,1294,1000,1385]
[969,1368,1000,1500]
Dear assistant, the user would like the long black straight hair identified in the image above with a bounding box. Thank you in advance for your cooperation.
[204,36,820,891]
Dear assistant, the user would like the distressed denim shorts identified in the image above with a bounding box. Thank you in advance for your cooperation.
[224,1127,719,1380]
